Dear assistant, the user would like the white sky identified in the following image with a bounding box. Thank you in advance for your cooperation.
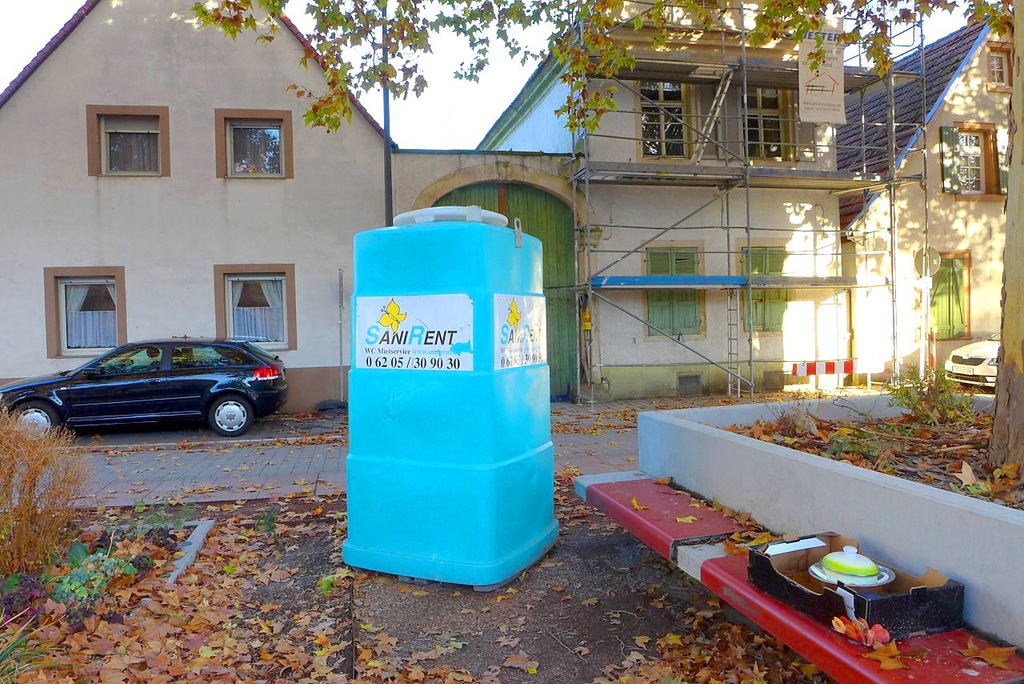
[1,2,968,150]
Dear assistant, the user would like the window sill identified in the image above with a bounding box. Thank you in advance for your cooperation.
[644,332,705,340]
[954,193,1005,202]
[986,84,1012,94]
[99,173,163,178]
[225,175,287,180]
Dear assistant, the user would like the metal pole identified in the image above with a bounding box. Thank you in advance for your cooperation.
[886,64,899,378]
[381,19,394,226]
[740,6,754,397]
[918,17,931,376]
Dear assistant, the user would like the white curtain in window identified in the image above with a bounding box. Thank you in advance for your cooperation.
[231,279,285,343]
[65,284,117,349]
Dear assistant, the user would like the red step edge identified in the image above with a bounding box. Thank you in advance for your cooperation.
[585,478,751,560]
[702,554,1024,684]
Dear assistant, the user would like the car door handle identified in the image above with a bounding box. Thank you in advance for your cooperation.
[147,379,162,385]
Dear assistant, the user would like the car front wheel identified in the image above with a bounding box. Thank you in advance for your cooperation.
[207,395,254,437]
[16,401,62,435]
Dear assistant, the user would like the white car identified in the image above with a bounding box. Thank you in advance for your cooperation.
[944,333,1000,389]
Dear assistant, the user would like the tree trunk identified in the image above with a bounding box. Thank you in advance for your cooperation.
[988,15,1024,467]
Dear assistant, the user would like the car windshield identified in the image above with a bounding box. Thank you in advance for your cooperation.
[991,332,1001,342]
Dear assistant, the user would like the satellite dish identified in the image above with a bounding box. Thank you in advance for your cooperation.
[914,247,941,277]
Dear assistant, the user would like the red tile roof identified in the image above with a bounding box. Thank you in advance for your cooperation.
[0,1,386,140]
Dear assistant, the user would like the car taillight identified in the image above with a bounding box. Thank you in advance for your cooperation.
[253,365,280,381]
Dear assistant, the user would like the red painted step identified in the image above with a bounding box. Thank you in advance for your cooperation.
[585,478,751,560]
[702,554,1024,684]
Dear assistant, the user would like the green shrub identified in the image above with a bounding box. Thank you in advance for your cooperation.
[885,367,974,425]
[51,552,136,608]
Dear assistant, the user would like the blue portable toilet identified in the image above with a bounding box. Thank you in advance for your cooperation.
[343,205,559,588]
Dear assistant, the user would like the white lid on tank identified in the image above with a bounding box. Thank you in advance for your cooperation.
[393,205,509,228]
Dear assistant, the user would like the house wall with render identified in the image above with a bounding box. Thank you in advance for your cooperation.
[0,0,385,410]
[850,32,1008,372]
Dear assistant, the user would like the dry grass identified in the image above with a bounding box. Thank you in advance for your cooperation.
[0,411,88,575]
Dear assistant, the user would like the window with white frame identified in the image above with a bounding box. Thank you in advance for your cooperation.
[101,115,160,175]
[958,131,985,194]
[989,51,1009,86]
[225,275,287,347]
[745,88,785,159]
[228,121,283,177]
[59,278,118,353]
[641,81,689,157]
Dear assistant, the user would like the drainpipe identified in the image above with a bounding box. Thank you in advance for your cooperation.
[382,21,394,225]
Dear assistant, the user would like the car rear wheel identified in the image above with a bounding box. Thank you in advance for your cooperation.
[16,401,61,435]
[207,395,254,437]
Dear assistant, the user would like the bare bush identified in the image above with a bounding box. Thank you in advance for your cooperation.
[0,411,88,575]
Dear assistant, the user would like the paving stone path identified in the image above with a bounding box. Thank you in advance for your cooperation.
[78,393,819,507]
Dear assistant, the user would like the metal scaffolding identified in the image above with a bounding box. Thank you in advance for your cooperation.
[570,4,929,403]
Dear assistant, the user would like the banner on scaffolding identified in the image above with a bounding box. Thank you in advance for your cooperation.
[798,22,846,125]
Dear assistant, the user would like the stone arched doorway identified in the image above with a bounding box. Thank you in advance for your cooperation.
[434,182,575,400]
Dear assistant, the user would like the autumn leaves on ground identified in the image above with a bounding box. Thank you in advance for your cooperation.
[0,403,829,683]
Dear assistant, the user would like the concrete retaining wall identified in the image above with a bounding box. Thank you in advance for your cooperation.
[638,394,1024,646]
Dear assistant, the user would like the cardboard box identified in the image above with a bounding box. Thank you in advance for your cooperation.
[748,533,964,640]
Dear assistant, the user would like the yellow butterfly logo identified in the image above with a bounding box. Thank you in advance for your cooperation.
[506,299,521,329]
[378,299,407,333]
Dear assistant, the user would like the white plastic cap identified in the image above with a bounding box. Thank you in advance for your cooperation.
[393,205,509,228]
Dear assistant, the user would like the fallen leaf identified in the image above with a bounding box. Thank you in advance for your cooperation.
[861,642,910,670]
[961,638,1018,670]
[954,462,978,486]
[503,651,539,673]
[657,633,683,648]
[633,635,651,649]
[581,598,599,606]
[631,497,650,511]
[675,516,697,524]
[653,477,671,486]
[723,540,748,556]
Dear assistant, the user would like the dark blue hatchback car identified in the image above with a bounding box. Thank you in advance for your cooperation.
[0,339,287,436]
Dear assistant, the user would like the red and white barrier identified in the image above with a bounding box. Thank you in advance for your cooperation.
[791,359,858,376]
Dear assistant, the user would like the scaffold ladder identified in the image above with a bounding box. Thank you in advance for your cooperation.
[693,68,735,164]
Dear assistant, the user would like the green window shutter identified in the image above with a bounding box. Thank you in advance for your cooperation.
[647,291,674,334]
[764,289,788,331]
[932,258,968,339]
[647,249,673,275]
[766,248,787,275]
[940,126,960,194]
[949,259,967,338]
[672,250,698,275]
[997,128,1009,195]
[674,290,700,334]
[646,248,700,335]
[741,247,788,331]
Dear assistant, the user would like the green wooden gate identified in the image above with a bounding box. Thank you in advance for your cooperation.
[434,183,576,399]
